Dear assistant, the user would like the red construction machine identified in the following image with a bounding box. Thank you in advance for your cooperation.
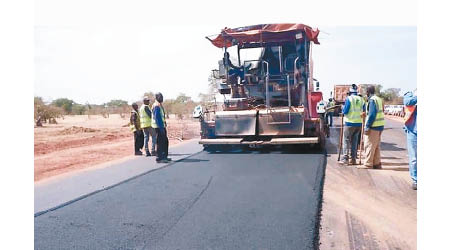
[198,23,326,150]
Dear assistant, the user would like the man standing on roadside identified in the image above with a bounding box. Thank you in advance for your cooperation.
[130,103,144,155]
[152,92,171,163]
[363,85,385,169]
[326,98,335,127]
[403,90,417,190]
[140,97,156,157]
[340,86,365,165]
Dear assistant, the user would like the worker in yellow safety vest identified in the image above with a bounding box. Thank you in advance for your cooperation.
[326,98,336,127]
[363,85,385,169]
[130,102,144,155]
[152,92,171,163]
[140,96,156,157]
[339,86,365,165]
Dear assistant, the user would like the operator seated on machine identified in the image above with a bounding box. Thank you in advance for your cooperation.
[223,52,251,84]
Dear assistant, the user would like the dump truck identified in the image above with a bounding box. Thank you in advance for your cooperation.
[197,23,326,150]
[333,84,372,115]
[332,84,352,115]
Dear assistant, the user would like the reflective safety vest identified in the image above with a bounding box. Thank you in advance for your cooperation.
[129,110,141,132]
[366,95,385,127]
[139,104,152,129]
[404,105,417,124]
[344,95,364,123]
[327,101,336,110]
[151,101,166,128]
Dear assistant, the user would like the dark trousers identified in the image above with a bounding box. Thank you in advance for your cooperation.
[133,130,144,153]
[156,128,169,160]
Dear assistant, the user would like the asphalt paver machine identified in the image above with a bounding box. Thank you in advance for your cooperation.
[199,24,326,150]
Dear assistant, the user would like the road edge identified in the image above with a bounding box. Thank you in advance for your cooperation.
[34,150,203,217]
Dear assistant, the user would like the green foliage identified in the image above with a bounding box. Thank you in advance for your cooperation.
[162,93,197,119]
[52,98,74,114]
[358,85,403,105]
[106,99,129,108]
[380,88,403,104]
[72,104,87,115]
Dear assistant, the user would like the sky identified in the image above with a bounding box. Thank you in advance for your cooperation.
[34,0,417,105]
[314,26,416,99]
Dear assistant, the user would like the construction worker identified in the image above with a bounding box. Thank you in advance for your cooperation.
[152,92,171,163]
[340,86,365,165]
[130,103,144,155]
[326,98,335,127]
[403,90,417,190]
[363,85,385,169]
[140,96,156,157]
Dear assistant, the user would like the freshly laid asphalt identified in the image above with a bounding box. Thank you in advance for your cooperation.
[35,146,326,250]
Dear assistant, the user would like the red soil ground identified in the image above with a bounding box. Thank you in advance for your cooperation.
[34,115,199,181]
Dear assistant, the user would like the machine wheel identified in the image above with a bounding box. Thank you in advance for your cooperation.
[203,144,216,152]
[315,120,327,150]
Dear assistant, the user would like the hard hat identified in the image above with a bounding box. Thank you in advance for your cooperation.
[143,96,149,101]
[349,87,358,94]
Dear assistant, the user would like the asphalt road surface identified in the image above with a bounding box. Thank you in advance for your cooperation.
[35,146,326,250]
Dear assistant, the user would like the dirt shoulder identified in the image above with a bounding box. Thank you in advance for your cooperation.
[319,118,416,249]
[34,114,199,182]
[385,114,405,123]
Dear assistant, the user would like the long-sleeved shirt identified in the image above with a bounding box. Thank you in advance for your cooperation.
[144,106,152,118]
[130,110,139,129]
[153,105,165,128]
[403,91,417,134]
[342,93,365,127]
[365,96,384,131]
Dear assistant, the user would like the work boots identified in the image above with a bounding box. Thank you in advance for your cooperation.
[373,164,382,169]
[339,156,349,165]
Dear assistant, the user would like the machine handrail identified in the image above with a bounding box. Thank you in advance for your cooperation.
[293,57,299,86]
[245,58,298,125]
[266,74,293,125]
[262,60,269,108]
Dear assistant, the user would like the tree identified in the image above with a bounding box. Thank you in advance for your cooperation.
[34,96,45,120]
[375,84,383,96]
[52,98,74,114]
[106,99,129,108]
[34,96,63,125]
[199,70,219,105]
[163,93,197,119]
[175,93,192,103]
[72,104,87,115]
[359,85,403,104]
[380,88,402,104]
